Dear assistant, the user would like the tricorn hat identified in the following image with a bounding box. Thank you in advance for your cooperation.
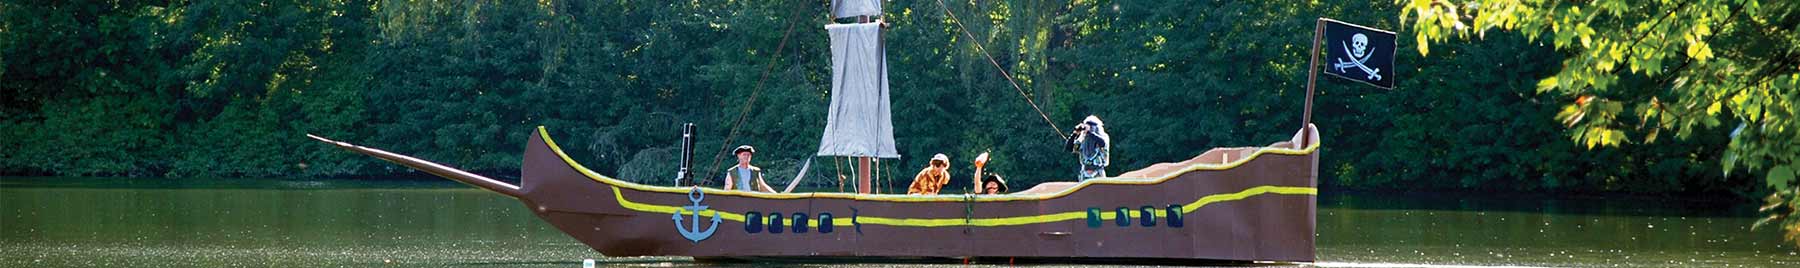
[733,145,755,155]
[981,173,1008,193]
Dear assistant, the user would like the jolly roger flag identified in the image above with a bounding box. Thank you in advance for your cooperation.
[1320,18,1396,89]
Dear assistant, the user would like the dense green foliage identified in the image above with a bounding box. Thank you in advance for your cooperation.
[0,1,1774,200]
[1399,0,1798,245]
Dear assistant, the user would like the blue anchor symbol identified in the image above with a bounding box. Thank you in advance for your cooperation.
[672,187,721,243]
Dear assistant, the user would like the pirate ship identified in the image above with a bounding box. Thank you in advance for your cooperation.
[306,1,1387,265]
[309,125,1318,263]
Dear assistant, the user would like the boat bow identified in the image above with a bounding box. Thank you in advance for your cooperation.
[306,134,523,198]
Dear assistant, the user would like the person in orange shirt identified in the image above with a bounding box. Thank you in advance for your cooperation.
[907,154,951,195]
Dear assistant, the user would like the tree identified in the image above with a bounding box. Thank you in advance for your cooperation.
[0,1,178,176]
[1399,0,1799,245]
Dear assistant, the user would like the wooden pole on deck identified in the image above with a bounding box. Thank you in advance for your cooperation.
[853,14,876,195]
[1302,19,1323,147]
[835,157,845,193]
[858,157,873,194]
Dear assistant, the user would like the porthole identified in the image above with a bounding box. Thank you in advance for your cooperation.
[791,213,809,233]
[1166,204,1184,228]
[744,212,763,233]
[767,212,784,234]
[1086,207,1103,228]
[1140,206,1157,227]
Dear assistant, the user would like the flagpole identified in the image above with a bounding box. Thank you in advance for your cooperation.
[1302,18,1323,147]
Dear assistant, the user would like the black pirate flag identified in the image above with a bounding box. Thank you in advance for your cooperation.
[1320,19,1396,89]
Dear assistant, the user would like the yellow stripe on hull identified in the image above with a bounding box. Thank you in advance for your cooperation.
[617,185,1315,228]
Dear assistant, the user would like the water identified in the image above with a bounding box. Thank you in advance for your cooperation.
[3,177,1797,267]
[1317,195,1798,267]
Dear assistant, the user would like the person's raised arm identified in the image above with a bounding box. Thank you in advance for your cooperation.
[971,152,989,193]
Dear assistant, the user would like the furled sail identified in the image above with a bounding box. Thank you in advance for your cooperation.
[831,0,881,19]
[817,22,898,158]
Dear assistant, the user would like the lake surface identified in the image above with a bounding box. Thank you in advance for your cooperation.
[3,177,1797,267]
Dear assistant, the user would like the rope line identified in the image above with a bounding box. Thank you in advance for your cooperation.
[702,1,806,186]
[932,0,1067,140]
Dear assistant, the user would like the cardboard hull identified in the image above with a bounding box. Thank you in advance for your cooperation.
[315,126,1318,263]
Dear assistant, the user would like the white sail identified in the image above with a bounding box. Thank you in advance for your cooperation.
[818,22,898,158]
[831,0,882,19]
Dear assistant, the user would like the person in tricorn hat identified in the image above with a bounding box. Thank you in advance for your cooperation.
[978,173,1008,195]
[722,145,775,193]
[906,153,951,195]
[966,152,991,194]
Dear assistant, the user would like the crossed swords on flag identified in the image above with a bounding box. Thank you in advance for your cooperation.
[1332,37,1381,81]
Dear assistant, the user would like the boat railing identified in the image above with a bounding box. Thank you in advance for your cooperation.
[1110,125,1318,180]
[1013,125,1319,196]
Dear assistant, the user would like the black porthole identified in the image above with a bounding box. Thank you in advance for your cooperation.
[1166,204,1184,228]
[1140,206,1158,227]
[767,212,784,234]
[744,212,763,233]
[818,213,834,233]
[1086,208,1102,228]
[792,213,809,233]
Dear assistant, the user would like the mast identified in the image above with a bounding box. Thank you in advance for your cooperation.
[818,0,895,194]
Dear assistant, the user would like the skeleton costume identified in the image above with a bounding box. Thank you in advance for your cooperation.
[1072,116,1110,181]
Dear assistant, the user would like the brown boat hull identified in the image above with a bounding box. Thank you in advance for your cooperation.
[313,126,1318,263]
[514,127,1317,262]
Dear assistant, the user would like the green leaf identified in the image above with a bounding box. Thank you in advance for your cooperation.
[1417,33,1430,56]
[1687,39,1712,61]
[1770,165,1797,190]
[1608,45,1624,62]
[1644,57,1664,75]
[1537,76,1560,93]
[1578,24,1594,48]
[1724,152,1739,177]
[1697,43,1714,61]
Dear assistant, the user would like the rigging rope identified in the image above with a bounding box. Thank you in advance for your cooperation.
[701,1,1070,186]
[882,156,899,194]
[701,1,806,186]
[834,156,845,192]
[932,0,1067,140]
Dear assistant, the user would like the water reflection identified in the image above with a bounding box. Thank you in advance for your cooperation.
[3,177,1797,267]
[1317,193,1799,267]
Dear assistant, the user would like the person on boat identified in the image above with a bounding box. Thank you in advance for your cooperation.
[1065,115,1111,181]
[722,145,775,193]
[906,154,951,195]
[968,152,990,194]
[978,173,1008,195]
